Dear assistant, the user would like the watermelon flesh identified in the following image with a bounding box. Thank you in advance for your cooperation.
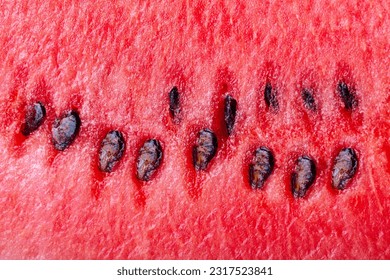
[0,0,389,259]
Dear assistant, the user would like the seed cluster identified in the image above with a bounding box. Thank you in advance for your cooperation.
[19,82,359,196]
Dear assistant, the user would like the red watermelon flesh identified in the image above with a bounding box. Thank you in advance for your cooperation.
[0,0,389,259]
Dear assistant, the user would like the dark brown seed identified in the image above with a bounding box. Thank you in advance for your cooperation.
[249,147,274,189]
[301,88,317,111]
[52,110,81,151]
[224,94,237,135]
[21,102,46,136]
[291,156,316,198]
[332,148,358,190]
[264,82,279,110]
[337,81,358,110]
[168,86,180,122]
[192,128,218,171]
[98,131,125,173]
[136,139,163,181]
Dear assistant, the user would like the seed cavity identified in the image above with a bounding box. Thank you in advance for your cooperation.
[224,94,237,135]
[337,81,357,110]
[169,86,180,122]
[192,128,218,171]
[52,110,81,151]
[136,139,163,181]
[301,88,317,111]
[291,156,316,198]
[98,131,125,173]
[264,82,279,111]
[249,146,274,189]
[332,147,358,190]
[21,102,46,136]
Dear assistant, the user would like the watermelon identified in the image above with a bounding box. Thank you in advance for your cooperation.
[0,0,389,259]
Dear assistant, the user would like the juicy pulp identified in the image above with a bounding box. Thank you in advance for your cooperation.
[0,0,389,259]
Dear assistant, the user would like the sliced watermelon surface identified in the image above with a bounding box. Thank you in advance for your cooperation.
[0,1,389,259]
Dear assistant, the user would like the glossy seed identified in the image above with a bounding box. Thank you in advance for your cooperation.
[52,110,81,151]
[301,88,317,111]
[291,156,316,198]
[192,128,218,171]
[332,148,358,190]
[249,147,274,189]
[98,131,125,173]
[224,94,237,135]
[169,86,180,122]
[21,102,46,136]
[337,81,357,110]
[264,82,279,110]
[136,139,163,181]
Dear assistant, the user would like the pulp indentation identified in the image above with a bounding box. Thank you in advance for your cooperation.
[301,88,317,111]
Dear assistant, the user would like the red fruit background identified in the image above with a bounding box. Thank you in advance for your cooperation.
[0,0,389,259]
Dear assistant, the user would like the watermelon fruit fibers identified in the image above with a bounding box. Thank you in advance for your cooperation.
[0,0,389,259]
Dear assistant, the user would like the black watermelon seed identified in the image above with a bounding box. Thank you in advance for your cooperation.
[168,86,180,122]
[192,128,218,171]
[52,110,81,151]
[337,81,358,110]
[249,146,274,189]
[224,94,237,135]
[136,139,163,181]
[264,82,279,110]
[301,88,317,111]
[21,102,46,136]
[291,156,316,198]
[98,131,125,173]
[332,147,358,190]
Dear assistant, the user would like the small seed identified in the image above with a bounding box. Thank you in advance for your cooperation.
[136,139,163,181]
[21,102,46,136]
[224,94,237,135]
[168,86,180,122]
[337,81,357,110]
[98,131,125,173]
[52,110,81,151]
[291,156,316,198]
[332,147,358,190]
[249,147,274,189]
[192,128,218,171]
[301,88,317,111]
[264,82,279,110]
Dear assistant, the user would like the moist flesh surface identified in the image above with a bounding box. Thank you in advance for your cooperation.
[0,0,389,259]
